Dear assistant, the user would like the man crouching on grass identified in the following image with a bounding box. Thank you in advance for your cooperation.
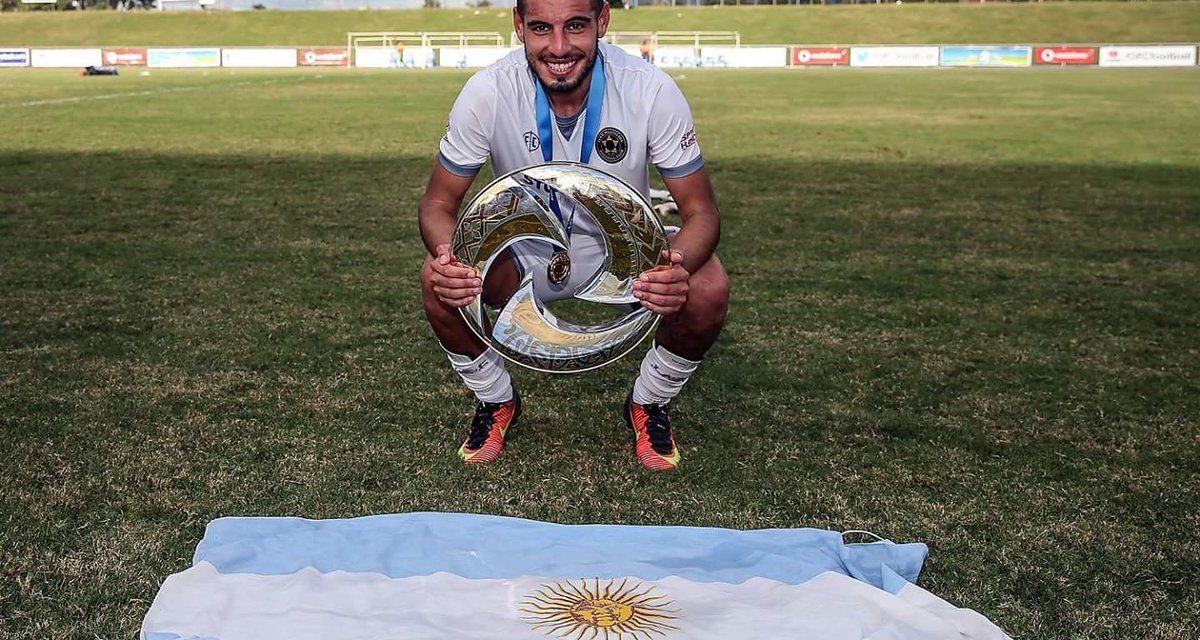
[417,0,728,471]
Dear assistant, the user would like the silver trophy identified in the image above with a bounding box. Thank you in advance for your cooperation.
[451,162,670,373]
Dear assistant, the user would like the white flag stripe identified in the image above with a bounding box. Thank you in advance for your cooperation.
[142,562,1008,640]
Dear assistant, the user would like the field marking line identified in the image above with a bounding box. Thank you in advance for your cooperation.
[0,75,315,109]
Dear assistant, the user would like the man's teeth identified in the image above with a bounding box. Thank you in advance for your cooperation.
[548,61,575,74]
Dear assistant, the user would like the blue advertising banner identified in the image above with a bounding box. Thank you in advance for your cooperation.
[0,48,30,68]
[940,46,1031,68]
[147,48,221,68]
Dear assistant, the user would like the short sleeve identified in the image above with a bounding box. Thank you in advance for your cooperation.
[438,71,496,177]
[647,77,703,179]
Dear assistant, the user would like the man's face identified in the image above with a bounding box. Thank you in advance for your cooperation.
[514,0,610,95]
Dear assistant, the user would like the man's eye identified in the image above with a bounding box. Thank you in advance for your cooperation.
[566,22,586,32]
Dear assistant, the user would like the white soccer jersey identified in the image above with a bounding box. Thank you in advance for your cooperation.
[438,41,703,300]
[438,40,703,194]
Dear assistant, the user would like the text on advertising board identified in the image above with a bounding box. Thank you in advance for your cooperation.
[0,49,29,67]
[1034,47,1097,65]
[792,47,849,66]
[299,48,349,67]
[850,47,939,68]
[1099,45,1197,67]
[700,47,787,68]
[102,49,148,66]
[653,46,701,69]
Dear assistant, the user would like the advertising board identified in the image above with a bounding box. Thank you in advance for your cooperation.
[1034,47,1097,65]
[102,49,148,66]
[298,48,349,67]
[940,46,1032,68]
[699,46,787,69]
[792,47,849,66]
[0,48,29,68]
[1099,45,1196,68]
[849,46,939,68]
[439,47,512,69]
[31,48,102,68]
[148,48,221,68]
[653,47,700,68]
[355,46,438,68]
[222,48,297,68]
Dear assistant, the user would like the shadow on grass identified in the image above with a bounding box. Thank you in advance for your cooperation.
[1,151,1197,638]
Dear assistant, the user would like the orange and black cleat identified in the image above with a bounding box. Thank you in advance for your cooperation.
[458,392,521,465]
[624,393,681,471]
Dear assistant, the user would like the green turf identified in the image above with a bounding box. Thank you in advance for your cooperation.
[1,67,1199,639]
[0,2,1198,46]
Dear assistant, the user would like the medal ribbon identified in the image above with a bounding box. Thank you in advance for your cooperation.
[533,54,606,241]
[534,52,606,166]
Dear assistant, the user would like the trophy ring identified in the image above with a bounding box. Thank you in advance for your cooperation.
[450,162,671,373]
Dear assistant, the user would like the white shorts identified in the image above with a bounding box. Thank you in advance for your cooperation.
[508,232,608,304]
[507,225,679,304]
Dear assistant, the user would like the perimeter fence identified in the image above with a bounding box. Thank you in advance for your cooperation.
[1,33,1196,69]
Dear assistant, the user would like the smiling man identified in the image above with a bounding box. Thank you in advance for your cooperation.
[418,0,728,471]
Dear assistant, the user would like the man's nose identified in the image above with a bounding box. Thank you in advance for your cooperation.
[549,28,569,56]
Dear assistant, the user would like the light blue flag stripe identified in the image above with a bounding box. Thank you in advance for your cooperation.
[193,512,926,593]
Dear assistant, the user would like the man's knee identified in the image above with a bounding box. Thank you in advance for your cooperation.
[682,256,730,332]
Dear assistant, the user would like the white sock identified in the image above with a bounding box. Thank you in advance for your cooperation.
[631,343,700,406]
[443,347,513,404]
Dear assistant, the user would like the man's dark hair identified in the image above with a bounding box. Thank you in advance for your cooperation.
[516,0,606,19]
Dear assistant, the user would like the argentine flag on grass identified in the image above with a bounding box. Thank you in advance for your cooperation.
[142,512,1009,640]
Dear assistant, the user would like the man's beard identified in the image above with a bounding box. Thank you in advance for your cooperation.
[528,48,598,94]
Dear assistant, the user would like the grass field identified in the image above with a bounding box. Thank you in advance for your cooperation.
[1,2,1199,46]
[1,65,1199,638]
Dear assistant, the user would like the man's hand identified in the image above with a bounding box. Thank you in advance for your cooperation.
[427,244,482,308]
[633,250,689,315]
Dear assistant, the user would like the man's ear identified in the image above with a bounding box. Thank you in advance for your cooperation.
[597,2,611,39]
[513,8,525,43]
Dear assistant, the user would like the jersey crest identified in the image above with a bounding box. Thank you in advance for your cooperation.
[524,131,541,153]
[594,127,628,164]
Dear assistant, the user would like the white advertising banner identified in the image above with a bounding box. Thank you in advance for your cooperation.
[221,48,297,68]
[653,46,700,68]
[850,46,939,68]
[355,46,437,68]
[31,48,102,68]
[439,47,514,69]
[700,46,787,68]
[354,47,392,68]
[1098,45,1196,68]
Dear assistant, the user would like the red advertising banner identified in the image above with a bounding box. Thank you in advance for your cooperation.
[1034,47,1097,65]
[299,48,349,67]
[101,48,148,66]
[792,47,849,66]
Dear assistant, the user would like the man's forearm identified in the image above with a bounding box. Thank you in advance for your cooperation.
[661,167,721,273]
[419,197,460,256]
[669,211,720,274]
[418,163,478,257]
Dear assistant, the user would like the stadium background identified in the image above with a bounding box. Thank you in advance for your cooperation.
[1,3,1198,639]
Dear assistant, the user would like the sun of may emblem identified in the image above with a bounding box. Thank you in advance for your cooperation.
[520,577,680,639]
